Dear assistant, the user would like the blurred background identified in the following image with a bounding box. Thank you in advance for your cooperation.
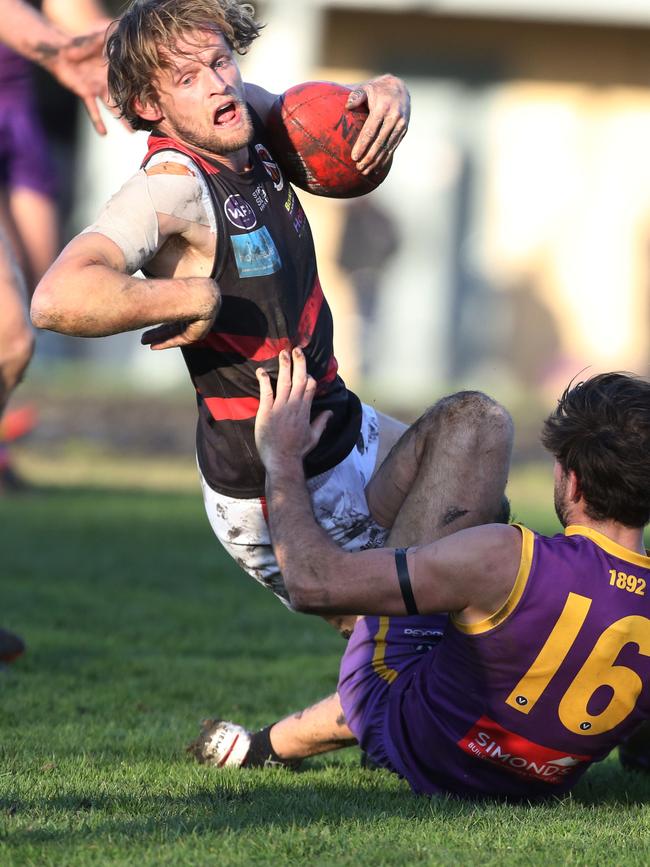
[10,0,650,508]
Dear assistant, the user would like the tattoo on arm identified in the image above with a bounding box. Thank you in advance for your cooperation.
[33,41,60,61]
[441,506,469,528]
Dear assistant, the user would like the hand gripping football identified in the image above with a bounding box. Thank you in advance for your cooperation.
[265,81,392,198]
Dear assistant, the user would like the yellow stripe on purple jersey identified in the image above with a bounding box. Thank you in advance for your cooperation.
[338,525,650,799]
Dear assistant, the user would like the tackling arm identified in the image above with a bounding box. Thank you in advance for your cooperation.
[266,458,521,619]
[255,348,522,620]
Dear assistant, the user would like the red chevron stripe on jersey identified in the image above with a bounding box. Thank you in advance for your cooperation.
[297,275,324,345]
[203,355,337,422]
[204,396,260,422]
[142,135,220,176]
[200,332,291,361]
[199,275,325,360]
[319,356,339,388]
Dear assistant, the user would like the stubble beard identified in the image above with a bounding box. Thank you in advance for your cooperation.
[553,480,570,528]
[172,101,254,157]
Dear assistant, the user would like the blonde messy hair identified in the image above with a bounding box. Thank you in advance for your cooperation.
[107,0,262,131]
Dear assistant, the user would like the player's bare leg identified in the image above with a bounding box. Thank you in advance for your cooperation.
[0,228,34,414]
[0,195,42,493]
[9,186,58,286]
[190,393,512,766]
[369,391,513,545]
[257,392,514,763]
[0,229,32,649]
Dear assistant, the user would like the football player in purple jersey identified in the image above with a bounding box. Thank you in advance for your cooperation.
[243,352,650,799]
[0,0,110,657]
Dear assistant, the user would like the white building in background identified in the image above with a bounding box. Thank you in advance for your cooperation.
[70,0,650,407]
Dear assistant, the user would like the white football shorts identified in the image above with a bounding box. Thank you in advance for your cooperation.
[199,404,388,607]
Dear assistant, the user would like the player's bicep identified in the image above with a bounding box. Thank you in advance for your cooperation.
[318,525,522,618]
[58,231,129,272]
[412,524,523,618]
[289,541,471,617]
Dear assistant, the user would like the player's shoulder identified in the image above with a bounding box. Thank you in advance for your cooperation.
[244,82,278,124]
[144,148,202,178]
[138,151,215,228]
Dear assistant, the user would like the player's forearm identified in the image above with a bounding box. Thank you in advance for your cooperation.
[0,0,69,65]
[265,461,348,613]
[32,258,218,338]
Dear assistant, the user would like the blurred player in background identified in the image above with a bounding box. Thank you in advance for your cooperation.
[0,0,110,659]
[251,357,650,799]
[31,0,422,761]
[1,0,110,287]
[0,0,110,492]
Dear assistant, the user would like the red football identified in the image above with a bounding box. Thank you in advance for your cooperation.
[265,81,392,198]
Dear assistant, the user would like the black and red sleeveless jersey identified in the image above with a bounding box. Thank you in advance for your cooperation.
[142,115,362,498]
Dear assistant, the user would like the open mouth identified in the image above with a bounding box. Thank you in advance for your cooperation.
[214,101,238,126]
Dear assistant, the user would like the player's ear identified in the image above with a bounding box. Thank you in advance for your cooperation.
[133,96,163,124]
[567,469,582,503]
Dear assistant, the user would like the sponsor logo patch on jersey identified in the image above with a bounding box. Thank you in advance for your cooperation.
[458,716,591,785]
[255,144,284,192]
[224,194,257,230]
[230,226,282,278]
[252,184,269,212]
[283,187,306,236]
[292,204,307,237]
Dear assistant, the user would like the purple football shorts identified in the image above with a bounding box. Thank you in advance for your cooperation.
[0,96,57,200]
[338,614,447,769]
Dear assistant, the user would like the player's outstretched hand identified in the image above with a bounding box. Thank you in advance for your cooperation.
[45,26,111,136]
[255,348,332,473]
[347,74,410,176]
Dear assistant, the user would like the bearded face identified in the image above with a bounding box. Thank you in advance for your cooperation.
[150,29,254,161]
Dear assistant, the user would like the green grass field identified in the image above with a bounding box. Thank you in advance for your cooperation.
[2,452,650,866]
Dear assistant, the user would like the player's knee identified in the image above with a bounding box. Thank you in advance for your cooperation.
[418,390,513,451]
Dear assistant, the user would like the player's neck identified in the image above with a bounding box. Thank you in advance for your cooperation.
[567,510,646,557]
[193,142,252,174]
[156,125,252,173]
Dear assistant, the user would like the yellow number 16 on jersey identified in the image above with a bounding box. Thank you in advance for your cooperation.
[506,592,650,736]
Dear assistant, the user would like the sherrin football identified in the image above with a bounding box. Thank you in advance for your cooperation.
[265,81,392,198]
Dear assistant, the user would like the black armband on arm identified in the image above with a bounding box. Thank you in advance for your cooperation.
[395,547,419,616]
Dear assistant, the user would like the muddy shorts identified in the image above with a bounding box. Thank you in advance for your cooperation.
[199,404,388,607]
[338,614,447,770]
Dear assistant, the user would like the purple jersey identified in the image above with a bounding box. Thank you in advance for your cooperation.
[339,524,650,799]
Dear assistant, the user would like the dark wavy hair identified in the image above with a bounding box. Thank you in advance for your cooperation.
[542,372,650,528]
[107,0,263,131]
